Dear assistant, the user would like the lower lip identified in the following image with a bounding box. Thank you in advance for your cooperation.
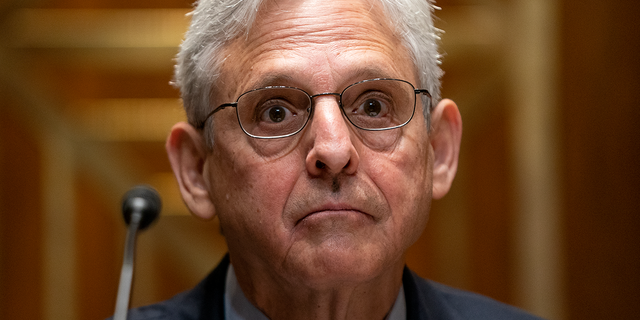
[296,209,373,228]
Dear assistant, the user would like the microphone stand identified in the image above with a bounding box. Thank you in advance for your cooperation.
[113,187,161,320]
[114,210,142,320]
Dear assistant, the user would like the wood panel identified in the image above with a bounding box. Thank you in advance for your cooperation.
[75,172,121,320]
[0,106,45,320]
[5,0,619,319]
[559,1,640,319]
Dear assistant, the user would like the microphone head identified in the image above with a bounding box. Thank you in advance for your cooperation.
[121,185,161,230]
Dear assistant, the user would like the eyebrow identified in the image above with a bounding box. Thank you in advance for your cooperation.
[248,74,296,90]
[349,66,399,82]
[246,66,402,92]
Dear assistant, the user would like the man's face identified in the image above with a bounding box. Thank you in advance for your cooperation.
[206,0,433,288]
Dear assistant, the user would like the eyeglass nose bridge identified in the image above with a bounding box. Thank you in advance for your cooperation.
[306,91,344,115]
[308,92,342,104]
[304,91,351,127]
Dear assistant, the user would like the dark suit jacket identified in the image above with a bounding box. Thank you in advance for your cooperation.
[120,255,543,319]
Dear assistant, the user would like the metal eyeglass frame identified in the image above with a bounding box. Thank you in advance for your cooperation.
[194,78,432,139]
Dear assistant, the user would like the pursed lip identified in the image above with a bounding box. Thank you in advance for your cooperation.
[294,203,373,226]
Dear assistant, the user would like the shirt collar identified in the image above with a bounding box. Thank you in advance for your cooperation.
[224,263,406,320]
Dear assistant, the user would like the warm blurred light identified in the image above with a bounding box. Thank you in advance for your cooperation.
[6,9,190,48]
[70,99,186,141]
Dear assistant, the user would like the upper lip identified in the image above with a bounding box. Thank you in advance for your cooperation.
[284,178,386,228]
[294,202,372,225]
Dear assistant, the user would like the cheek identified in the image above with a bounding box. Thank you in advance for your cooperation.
[209,120,300,210]
[362,131,432,240]
[369,134,430,193]
[208,140,302,242]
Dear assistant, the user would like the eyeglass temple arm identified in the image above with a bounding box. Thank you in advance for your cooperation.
[195,103,238,129]
[414,89,434,110]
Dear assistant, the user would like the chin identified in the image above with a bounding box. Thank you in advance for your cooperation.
[285,237,398,289]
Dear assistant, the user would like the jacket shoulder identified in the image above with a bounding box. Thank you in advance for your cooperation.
[403,268,545,320]
[107,255,229,320]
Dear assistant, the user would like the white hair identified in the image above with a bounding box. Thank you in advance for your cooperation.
[173,0,443,140]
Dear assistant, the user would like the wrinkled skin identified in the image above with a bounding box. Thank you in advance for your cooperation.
[166,0,462,319]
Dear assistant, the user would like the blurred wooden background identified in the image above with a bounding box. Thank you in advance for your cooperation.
[1,0,638,319]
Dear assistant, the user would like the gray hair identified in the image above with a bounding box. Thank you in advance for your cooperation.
[173,0,443,141]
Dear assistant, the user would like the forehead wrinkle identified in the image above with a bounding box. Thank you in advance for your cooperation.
[218,0,410,100]
[240,0,401,59]
[249,2,399,50]
[244,64,400,94]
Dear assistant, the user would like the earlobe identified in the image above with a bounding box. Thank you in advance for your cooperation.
[430,99,463,200]
[165,122,217,220]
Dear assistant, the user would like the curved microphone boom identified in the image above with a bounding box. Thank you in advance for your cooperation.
[114,186,161,320]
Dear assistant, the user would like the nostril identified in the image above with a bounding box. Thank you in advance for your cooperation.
[316,160,326,169]
[343,160,350,169]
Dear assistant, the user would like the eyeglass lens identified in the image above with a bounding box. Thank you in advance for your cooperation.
[235,79,417,138]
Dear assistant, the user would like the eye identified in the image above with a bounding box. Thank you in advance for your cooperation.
[353,94,390,118]
[258,100,294,123]
[267,105,287,122]
[362,98,383,117]
[343,90,397,129]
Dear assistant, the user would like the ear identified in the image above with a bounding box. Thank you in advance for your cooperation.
[430,99,462,200]
[165,122,217,220]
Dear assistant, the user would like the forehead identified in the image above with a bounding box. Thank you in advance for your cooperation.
[217,0,416,98]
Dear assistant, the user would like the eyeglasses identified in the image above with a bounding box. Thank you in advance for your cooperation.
[196,78,431,139]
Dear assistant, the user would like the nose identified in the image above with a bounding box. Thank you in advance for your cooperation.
[305,95,360,177]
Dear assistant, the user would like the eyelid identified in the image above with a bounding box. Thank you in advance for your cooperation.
[345,90,392,108]
[255,98,295,120]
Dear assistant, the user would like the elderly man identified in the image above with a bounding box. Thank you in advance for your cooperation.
[125,0,541,319]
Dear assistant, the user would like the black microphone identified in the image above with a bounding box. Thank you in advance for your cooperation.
[121,186,161,231]
[114,186,161,320]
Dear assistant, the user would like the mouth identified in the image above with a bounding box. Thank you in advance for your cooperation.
[295,205,374,227]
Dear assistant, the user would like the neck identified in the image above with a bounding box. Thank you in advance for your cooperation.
[230,256,405,320]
